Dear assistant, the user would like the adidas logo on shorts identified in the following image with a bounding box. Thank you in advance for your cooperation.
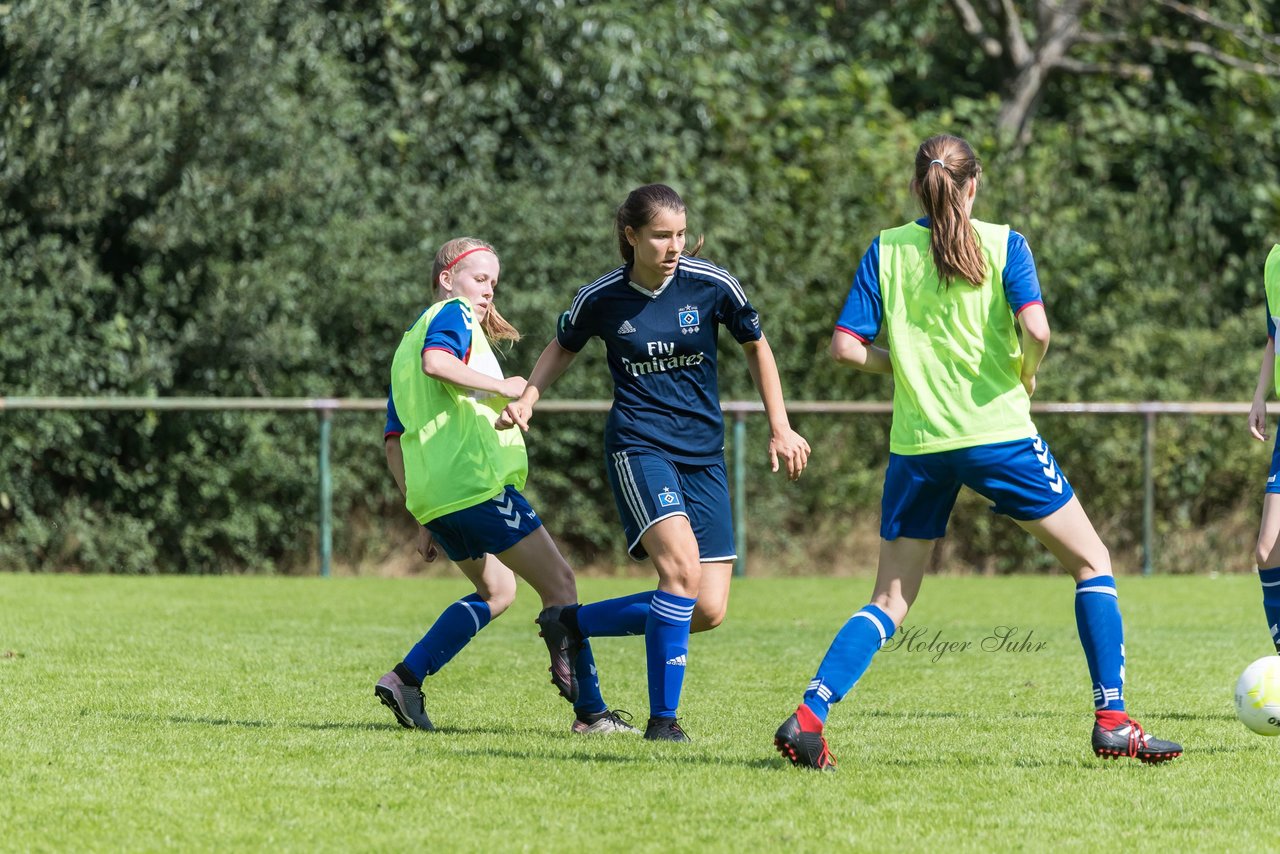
[617,319,637,335]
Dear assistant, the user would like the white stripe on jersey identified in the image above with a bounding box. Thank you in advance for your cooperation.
[612,452,650,528]
[569,267,627,325]
[679,256,748,307]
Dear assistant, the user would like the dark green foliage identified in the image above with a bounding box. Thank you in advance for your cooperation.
[1,0,1277,572]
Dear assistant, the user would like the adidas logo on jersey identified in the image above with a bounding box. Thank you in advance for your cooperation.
[616,319,637,335]
[665,655,687,667]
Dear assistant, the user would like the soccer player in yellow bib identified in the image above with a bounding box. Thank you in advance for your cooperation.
[1246,244,1280,656]
[375,238,635,736]
[773,134,1182,769]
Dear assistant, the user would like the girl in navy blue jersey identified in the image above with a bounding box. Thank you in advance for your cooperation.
[500,184,810,741]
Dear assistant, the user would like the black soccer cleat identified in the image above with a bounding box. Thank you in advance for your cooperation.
[1091,717,1182,764]
[774,706,836,771]
[536,605,581,704]
[375,670,434,731]
[643,716,691,742]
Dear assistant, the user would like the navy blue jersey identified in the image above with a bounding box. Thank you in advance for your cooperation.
[557,256,763,464]
[835,218,1044,343]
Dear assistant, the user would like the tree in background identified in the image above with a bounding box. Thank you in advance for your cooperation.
[0,0,1277,573]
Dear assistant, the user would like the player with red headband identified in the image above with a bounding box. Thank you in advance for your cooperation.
[375,237,635,736]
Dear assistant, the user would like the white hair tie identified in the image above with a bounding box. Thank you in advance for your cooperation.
[929,159,945,167]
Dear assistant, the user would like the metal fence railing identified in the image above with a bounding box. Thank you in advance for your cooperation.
[0,398,1264,576]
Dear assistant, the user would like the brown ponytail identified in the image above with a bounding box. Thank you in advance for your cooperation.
[430,237,520,343]
[910,134,986,288]
[615,184,705,263]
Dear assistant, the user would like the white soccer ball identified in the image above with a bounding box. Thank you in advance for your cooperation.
[1235,655,1280,736]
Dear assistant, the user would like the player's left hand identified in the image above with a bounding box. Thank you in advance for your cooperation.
[1249,398,1269,442]
[768,428,811,481]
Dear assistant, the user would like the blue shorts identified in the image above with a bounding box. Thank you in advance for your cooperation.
[1268,431,1280,494]
[605,449,736,562]
[424,485,543,562]
[881,435,1075,540]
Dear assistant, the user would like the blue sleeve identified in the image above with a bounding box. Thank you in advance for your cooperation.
[423,300,473,360]
[556,306,594,352]
[1003,231,1043,314]
[834,238,882,342]
[385,387,404,437]
[1267,292,1276,340]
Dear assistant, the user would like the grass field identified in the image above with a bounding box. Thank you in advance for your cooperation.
[2,572,1277,852]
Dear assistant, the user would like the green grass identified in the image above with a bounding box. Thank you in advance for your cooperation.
[1,573,1277,852]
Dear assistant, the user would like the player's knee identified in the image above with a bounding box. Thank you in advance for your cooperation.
[1076,546,1113,580]
[478,579,517,617]
[656,555,702,598]
[691,601,726,633]
[877,595,910,627]
[1257,540,1280,570]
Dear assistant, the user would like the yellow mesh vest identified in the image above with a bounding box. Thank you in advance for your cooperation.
[878,219,1036,455]
[390,297,528,524]
[1267,245,1280,395]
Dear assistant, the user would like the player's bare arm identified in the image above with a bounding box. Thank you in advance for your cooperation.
[830,328,892,374]
[741,336,810,480]
[498,338,578,431]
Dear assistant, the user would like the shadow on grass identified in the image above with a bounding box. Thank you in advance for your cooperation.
[1153,711,1237,722]
[853,709,1058,721]
[119,712,567,738]
[433,744,799,770]
[168,714,397,732]
[110,712,1258,769]
[105,712,431,734]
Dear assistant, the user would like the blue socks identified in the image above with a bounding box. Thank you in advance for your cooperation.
[399,593,612,719]
[578,591,654,637]
[573,639,608,717]
[802,604,895,724]
[1261,567,1280,653]
[646,591,696,719]
[403,593,492,681]
[1075,575,1125,711]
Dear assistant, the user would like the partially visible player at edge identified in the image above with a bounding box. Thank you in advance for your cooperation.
[774,134,1182,769]
[1245,243,1280,656]
[499,184,810,742]
[376,237,636,736]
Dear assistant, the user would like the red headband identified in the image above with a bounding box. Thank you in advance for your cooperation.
[441,246,494,274]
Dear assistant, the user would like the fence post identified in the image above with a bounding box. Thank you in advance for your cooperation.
[318,408,333,578]
[733,411,747,577]
[1142,410,1156,576]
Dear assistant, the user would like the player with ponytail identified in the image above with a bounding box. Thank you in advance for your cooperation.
[773,135,1182,769]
